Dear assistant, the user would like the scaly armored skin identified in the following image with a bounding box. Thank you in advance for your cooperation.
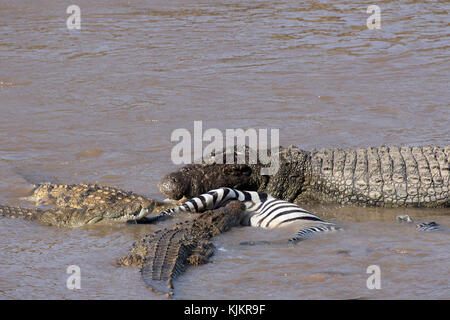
[158,163,258,201]
[30,183,169,210]
[159,145,450,208]
[0,184,175,227]
[117,200,245,296]
[0,204,149,227]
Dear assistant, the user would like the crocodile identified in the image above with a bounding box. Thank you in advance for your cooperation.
[0,183,175,227]
[116,200,245,297]
[159,145,450,208]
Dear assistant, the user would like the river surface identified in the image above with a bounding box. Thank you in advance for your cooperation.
[0,0,449,299]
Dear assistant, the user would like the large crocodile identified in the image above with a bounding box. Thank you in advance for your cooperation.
[116,200,245,297]
[0,183,175,227]
[159,145,450,208]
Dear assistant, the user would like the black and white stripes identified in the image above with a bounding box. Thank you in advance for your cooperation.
[152,187,342,241]
[396,215,442,231]
[243,197,330,228]
[289,224,342,242]
[416,222,441,231]
[154,187,268,222]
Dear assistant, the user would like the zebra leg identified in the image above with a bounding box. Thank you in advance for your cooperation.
[396,215,442,231]
[239,224,343,246]
[239,240,272,246]
[126,214,171,224]
[239,238,317,246]
[289,224,343,243]
[416,222,441,231]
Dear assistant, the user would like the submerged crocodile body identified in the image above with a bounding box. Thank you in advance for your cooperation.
[0,183,174,227]
[117,200,245,296]
[159,145,450,208]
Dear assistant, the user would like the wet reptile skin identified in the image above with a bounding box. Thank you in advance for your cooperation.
[0,183,174,227]
[159,145,450,208]
[116,200,244,296]
[0,204,147,227]
[31,183,158,209]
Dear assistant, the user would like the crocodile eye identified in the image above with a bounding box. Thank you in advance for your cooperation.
[242,166,252,176]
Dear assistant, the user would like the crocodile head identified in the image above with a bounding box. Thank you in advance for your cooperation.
[158,171,190,200]
[72,199,156,225]
[195,200,246,235]
[158,163,256,200]
[105,198,156,223]
[217,200,247,232]
[158,145,311,202]
[159,145,261,200]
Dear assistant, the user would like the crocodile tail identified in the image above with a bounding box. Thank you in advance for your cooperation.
[140,228,190,296]
[0,205,41,221]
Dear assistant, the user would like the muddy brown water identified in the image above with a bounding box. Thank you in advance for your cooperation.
[0,0,449,299]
